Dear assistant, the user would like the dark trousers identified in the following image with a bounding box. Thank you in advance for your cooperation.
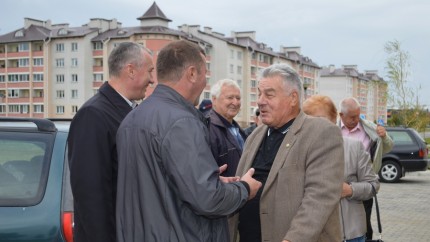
[363,198,374,240]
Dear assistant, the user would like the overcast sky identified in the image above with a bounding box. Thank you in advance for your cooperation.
[2,0,429,106]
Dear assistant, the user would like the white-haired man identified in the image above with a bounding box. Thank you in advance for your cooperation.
[208,79,246,177]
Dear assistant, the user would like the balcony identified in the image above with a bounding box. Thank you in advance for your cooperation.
[33,82,44,88]
[7,67,30,72]
[33,66,43,72]
[7,51,30,58]
[93,66,103,72]
[33,97,44,102]
[33,51,43,57]
[7,97,30,103]
[93,81,103,88]
[8,82,30,88]
[93,50,103,56]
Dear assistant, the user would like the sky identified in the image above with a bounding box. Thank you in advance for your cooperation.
[2,0,429,106]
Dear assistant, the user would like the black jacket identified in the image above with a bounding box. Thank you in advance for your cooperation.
[207,109,247,177]
[68,82,132,242]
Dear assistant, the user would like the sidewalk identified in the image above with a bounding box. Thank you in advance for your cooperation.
[370,170,430,241]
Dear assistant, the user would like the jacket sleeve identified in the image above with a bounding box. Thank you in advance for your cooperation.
[284,124,344,242]
[160,117,248,218]
[68,107,116,242]
[349,142,380,201]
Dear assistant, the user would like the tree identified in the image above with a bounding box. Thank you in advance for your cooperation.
[384,40,429,131]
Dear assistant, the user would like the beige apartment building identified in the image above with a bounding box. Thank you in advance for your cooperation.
[0,2,383,125]
[319,65,388,123]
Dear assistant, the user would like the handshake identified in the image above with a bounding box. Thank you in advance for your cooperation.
[219,164,262,200]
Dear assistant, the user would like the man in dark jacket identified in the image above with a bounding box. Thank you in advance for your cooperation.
[208,79,246,176]
[68,42,154,242]
[116,40,261,242]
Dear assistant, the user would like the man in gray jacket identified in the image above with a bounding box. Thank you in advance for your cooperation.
[339,97,393,240]
[116,40,261,242]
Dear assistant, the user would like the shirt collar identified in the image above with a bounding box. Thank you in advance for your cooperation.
[117,91,135,108]
[340,119,362,132]
[268,118,295,136]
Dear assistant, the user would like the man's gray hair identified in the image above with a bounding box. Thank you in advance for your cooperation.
[210,79,241,98]
[339,97,361,114]
[108,42,151,78]
[259,63,303,106]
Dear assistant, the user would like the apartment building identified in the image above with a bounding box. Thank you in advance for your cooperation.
[0,1,329,125]
[319,65,388,123]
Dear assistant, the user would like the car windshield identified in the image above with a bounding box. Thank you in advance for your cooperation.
[0,131,54,206]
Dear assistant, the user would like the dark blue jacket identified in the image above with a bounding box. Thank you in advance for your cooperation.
[207,109,247,177]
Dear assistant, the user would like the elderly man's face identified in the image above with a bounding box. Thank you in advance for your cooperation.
[339,107,361,130]
[257,75,299,129]
[212,84,241,123]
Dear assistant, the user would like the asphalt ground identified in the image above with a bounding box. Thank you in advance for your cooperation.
[369,170,430,242]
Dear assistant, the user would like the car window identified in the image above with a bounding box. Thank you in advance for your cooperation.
[0,131,54,206]
[410,129,425,143]
[388,130,415,146]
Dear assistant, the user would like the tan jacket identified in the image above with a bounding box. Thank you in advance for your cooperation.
[230,112,345,242]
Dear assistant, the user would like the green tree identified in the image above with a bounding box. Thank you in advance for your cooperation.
[384,40,429,131]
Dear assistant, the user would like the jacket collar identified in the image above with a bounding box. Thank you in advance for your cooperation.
[152,84,207,123]
[98,81,132,116]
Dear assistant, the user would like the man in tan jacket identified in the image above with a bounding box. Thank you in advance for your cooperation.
[230,64,344,242]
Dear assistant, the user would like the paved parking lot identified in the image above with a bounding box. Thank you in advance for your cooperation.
[370,170,430,241]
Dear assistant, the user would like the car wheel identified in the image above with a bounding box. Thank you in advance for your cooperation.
[379,160,401,183]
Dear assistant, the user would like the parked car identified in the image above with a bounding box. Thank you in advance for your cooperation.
[379,127,429,183]
[0,118,73,242]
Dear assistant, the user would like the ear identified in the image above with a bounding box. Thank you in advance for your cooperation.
[290,91,299,106]
[126,64,134,79]
[186,65,198,83]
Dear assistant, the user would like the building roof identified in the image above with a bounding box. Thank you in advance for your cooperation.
[280,50,320,68]
[0,25,50,43]
[137,2,171,22]
[319,65,385,82]
[92,25,210,46]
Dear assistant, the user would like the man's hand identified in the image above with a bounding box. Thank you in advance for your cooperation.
[240,168,262,200]
[376,124,387,138]
[219,164,240,183]
[341,182,353,198]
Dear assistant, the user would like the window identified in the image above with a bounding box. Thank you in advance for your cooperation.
[204,91,210,99]
[251,80,257,88]
[8,74,29,82]
[230,64,234,74]
[58,28,68,35]
[33,58,43,66]
[18,59,29,67]
[71,74,78,83]
[230,50,234,58]
[56,90,65,99]
[0,132,52,206]
[72,105,78,113]
[93,42,103,50]
[0,105,5,113]
[93,74,103,82]
[33,74,44,82]
[56,59,64,67]
[15,30,24,37]
[56,106,64,114]
[206,63,210,71]
[71,42,78,52]
[237,79,242,87]
[20,105,29,114]
[56,43,64,52]
[34,105,44,113]
[8,89,19,98]
[71,90,78,99]
[250,93,257,102]
[56,75,64,83]
[237,66,242,74]
[0,75,5,82]
[18,43,29,52]
[8,105,20,113]
[71,58,78,67]
[389,131,415,146]
[237,51,242,60]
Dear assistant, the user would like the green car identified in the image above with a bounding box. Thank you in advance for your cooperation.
[0,118,73,242]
